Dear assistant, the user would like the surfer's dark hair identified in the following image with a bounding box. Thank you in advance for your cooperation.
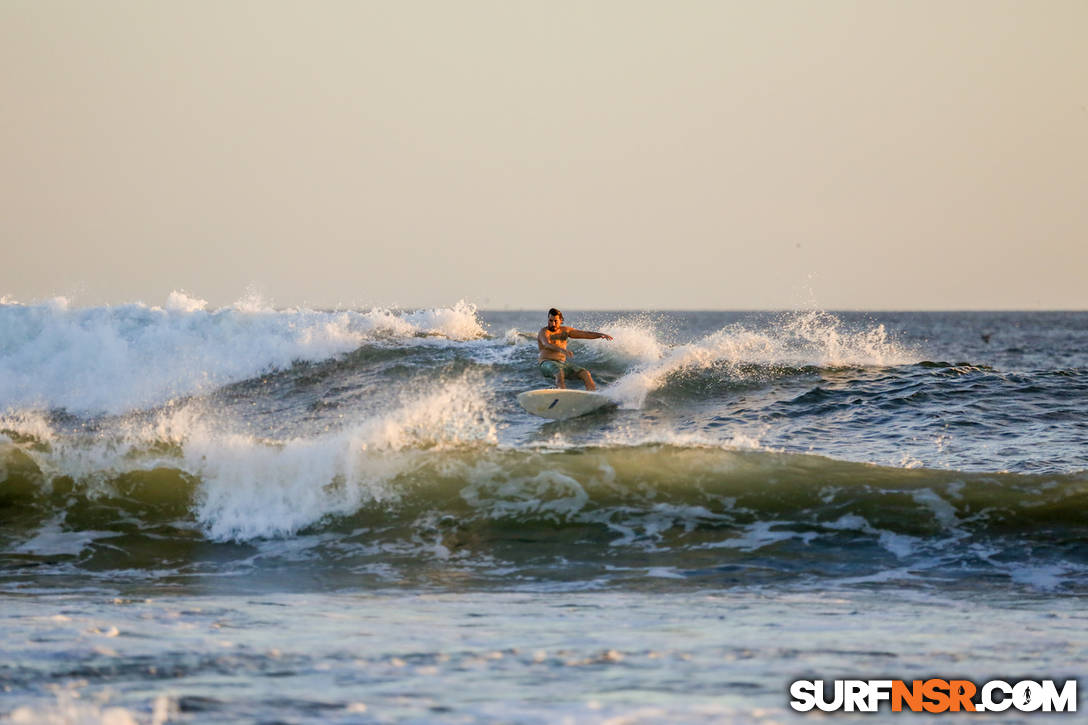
[548,308,563,320]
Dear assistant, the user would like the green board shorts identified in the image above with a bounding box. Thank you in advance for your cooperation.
[540,359,586,380]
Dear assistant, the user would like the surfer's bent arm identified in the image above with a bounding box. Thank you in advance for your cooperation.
[567,328,614,341]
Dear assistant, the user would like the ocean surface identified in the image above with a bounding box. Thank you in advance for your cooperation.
[1,296,1085,723]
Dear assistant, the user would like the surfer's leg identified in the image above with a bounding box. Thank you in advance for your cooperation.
[578,369,596,391]
[541,360,566,388]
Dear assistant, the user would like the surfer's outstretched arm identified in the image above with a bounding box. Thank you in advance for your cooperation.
[567,329,614,341]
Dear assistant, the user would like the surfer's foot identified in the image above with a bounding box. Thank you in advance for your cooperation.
[580,371,597,391]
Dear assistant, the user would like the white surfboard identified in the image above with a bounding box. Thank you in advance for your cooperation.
[516,389,615,420]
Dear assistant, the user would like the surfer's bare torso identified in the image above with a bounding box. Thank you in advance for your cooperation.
[538,325,574,363]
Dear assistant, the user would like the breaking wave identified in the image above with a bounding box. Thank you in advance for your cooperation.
[0,295,485,414]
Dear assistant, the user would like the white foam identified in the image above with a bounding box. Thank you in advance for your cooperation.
[822,513,926,559]
[581,420,769,456]
[0,409,55,443]
[502,328,527,346]
[910,487,961,529]
[702,520,817,552]
[967,545,1086,593]
[3,374,498,541]
[597,318,667,366]
[14,518,114,556]
[163,290,207,313]
[603,310,918,409]
[0,406,187,493]
[877,530,922,559]
[0,294,486,414]
[1006,561,1084,592]
[9,692,176,725]
[402,300,487,340]
[189,375,497,540]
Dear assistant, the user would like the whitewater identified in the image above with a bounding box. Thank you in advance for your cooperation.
[1,296,1085,723]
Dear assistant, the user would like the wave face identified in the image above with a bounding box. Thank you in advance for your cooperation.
[3,444,1086,592]
[0,294,484,414]
[1,303,1086,593]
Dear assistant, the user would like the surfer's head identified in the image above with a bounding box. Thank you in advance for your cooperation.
[547,308,563,330]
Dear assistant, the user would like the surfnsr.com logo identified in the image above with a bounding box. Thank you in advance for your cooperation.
[789,679,1077,713]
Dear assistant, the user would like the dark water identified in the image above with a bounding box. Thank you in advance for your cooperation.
[1,302,1085,722]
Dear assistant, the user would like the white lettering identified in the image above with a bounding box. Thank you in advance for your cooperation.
[816,680,844,712]
[982,681,1013,712]
[845,680,869,712]
[1040,679,1077,712]
[789,677,1076,714]
[1014,680,1043,712]
[868,680,893,711]
[789,680,817,712]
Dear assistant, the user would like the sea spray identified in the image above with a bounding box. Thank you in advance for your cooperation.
[0,296,487,414]
[604,310,918,408]
[2,373,498,540]
[190,374,498,540]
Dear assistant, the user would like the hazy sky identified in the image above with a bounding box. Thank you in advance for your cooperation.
[3,1,1086,310]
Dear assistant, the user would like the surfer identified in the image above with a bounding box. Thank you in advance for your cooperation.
[537,308,613,390]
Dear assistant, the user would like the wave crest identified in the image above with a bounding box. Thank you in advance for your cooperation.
[603,311,918,408]
[0,296,486,414]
